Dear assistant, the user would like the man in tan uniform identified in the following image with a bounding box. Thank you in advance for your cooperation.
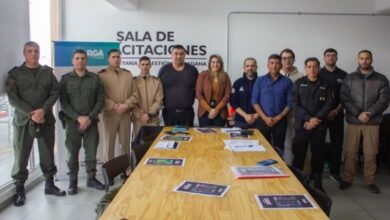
[99,49,138,162]
[133,56,164,137]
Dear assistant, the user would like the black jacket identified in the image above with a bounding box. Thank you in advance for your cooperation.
[229,72,258,123]
[319,66,348,111]
[340,69,390,125]
[293,76,333,130]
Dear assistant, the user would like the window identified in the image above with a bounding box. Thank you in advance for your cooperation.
[0,0,51,190]
[0,95,14,187]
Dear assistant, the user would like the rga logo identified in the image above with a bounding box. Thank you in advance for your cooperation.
[87,49,104,59]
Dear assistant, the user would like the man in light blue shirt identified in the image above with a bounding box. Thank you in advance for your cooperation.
[252,54,293,152]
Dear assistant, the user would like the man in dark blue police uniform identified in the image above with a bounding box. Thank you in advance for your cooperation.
[229,58,259,129]
[292,57,333,193]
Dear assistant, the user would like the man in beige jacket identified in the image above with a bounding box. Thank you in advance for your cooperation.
[99,49,138,162]
[280,48,305,165]
[133,56,164,137]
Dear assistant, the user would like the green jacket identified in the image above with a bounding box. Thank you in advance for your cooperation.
[6,63,59,126]
[59,70,105,121]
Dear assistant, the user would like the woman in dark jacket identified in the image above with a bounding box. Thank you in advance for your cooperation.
[196,54,231,127]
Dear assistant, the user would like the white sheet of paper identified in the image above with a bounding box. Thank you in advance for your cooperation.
[154,141,179,150]
[220,127,241,133]
[223,140,266,152]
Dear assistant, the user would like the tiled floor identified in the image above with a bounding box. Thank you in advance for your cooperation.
[0,167,389,220]
[0,176,108,220]
[324,167,390,220]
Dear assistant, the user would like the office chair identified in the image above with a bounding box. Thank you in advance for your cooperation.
[130,126,164,170]
[288,165,311,186]
[273,145,284,158]
[305,184,333,216]
[288,165,332,216]
[101,154,130,192]
[131,142,153,170]
[133,126,163,145]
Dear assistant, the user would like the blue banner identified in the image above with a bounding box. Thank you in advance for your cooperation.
[53,41,120,67]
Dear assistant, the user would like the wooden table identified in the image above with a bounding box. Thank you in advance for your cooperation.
[101,128,328,220]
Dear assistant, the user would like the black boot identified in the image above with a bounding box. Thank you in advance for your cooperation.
[87,177,105,190]
[14,183,26,207]
[67,179,78,195]
[44,177,66,196]
[313,174,326,193]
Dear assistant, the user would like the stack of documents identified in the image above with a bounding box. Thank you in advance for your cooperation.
[224,140,266,152]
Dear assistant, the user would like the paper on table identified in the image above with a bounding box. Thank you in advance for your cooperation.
[144,157,185,166]
[255,194,317,210]
[195,128,217,134]
[160,135,192,142]
[154,141,179,150]
[231,165,289,179]
[173,180,230,197]
[220,127,241,133]
[223,140,266,152]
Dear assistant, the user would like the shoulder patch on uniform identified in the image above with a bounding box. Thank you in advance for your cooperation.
[8,66,18,74]
[43,65,53,71]
[61,73,70,79]
[122,68,131,73]
[98,68,106,74]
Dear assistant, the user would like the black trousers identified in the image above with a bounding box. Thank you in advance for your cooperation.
[256,118,287,151]
[198,114,226,127]
[292,128,327,175]
[327,114,344,174]
[162,108,194,127]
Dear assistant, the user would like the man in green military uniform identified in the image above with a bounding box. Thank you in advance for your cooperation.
[59,49,105,195]
[6,41,66,207]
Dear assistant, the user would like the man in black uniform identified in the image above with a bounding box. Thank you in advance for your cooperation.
[292,57,332,193]
[319,48,348,184]
[158,44,199,126]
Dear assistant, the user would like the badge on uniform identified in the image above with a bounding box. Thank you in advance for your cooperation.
[300,84,308,87]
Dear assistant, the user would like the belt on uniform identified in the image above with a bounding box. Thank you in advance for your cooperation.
[165,107,192,113]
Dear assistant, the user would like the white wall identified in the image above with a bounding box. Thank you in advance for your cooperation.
[0,0,29,93]
[57,0,390,177]
[61,0,378,77]
[29,0,51,66]
[375,0,390,13]
[228,13,390,78]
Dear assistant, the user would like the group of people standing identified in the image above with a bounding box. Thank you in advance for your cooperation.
[6,42,164,206]
[6,42,389,208]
